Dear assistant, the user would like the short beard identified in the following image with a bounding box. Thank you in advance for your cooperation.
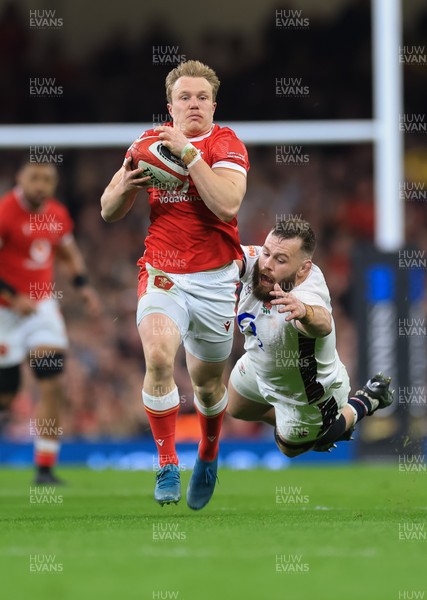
[252,259,297,302]
[26,195,46,210]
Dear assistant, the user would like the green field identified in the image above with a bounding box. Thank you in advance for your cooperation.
[0,465,425,600]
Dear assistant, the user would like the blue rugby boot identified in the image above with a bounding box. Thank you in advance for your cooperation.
[154,464,181,506]
[186,455,218,511]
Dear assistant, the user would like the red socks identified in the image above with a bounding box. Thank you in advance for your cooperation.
[194,389,228,462]
[143,387,180,467]
[143,387,228,465]
[34,438,59,468]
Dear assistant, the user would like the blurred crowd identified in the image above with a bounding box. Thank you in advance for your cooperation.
[0,0,426,441]
[0,0,426,123]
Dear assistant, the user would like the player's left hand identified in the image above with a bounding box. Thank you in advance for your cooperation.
[79,286,102,318]
[154,125,188,158]
[270,284,306,321]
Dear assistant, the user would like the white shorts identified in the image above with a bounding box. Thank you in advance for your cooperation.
[230,352,350,444]
[0,298,69,367]
[136,261,240,362]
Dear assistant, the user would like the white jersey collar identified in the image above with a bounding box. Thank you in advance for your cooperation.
[188,124,215,142]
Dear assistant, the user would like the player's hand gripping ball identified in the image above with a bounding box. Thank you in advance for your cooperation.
[129,135,189,191]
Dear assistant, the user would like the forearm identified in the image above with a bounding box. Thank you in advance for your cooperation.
[297,304,332,337]
[101,162,151,222]
[187,160,243,222]
[100,187,138,222]
[56,242,100,316]
[0,278,17,302]
[56,238,90,283]
[179,142,245,222]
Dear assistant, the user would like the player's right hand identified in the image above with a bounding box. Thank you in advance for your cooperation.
[9,294,37,316]
[119,157,151,190]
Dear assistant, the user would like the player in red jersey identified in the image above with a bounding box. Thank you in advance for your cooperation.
[101,60,249,509]
[0,162,100,484]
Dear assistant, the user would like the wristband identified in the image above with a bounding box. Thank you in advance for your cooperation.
[0,278,17,296]
[181,143,200,166]
[186,153,202,168]
[299,303,314,324]
[73,274,89,288]
[180,143,194,159]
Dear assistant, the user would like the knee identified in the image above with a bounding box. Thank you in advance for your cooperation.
[275,430,313,458]
[192,376,223,404]
[226,402,247,420]
[0,392,15,411]
[226,402,237,417]
[276,442,307,458]
[30,351,65,379]
[144,344,175,379]
[279,446,305,458]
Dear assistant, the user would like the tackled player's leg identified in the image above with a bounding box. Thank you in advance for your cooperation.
[227,381,276,426]
[229,352,339,459]
[228,381,315,458]
[312,373,394,452]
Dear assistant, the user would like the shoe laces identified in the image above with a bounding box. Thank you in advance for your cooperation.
[156,465,180,489]
[204,466,219,486]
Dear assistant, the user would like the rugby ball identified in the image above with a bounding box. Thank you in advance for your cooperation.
[129,135,189,191]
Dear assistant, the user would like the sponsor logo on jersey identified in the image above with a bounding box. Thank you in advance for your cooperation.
[226,151,246,162]
[153,275,174,291]
[28,239,52,264]
[158,193,199,204]
[248,246,257,257]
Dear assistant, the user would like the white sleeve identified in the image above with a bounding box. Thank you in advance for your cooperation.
[291,289,330,312]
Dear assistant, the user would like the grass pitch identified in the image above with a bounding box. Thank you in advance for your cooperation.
[0,465,425,600]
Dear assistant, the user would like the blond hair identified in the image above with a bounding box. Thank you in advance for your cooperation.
[165,60,220,103]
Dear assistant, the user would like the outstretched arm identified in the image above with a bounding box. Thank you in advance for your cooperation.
[270,284,332,337]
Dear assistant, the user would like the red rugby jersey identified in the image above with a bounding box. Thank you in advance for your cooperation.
[0,189,73,306]
[125,123,249,281]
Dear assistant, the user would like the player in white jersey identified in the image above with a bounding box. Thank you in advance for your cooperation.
[228,219,394,456]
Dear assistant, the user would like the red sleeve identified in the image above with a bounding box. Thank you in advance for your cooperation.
[209,127,249,175]
[0,193,16,241]
[0,198,9,245]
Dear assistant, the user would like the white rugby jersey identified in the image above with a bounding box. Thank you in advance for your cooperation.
[237,245,348,406]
